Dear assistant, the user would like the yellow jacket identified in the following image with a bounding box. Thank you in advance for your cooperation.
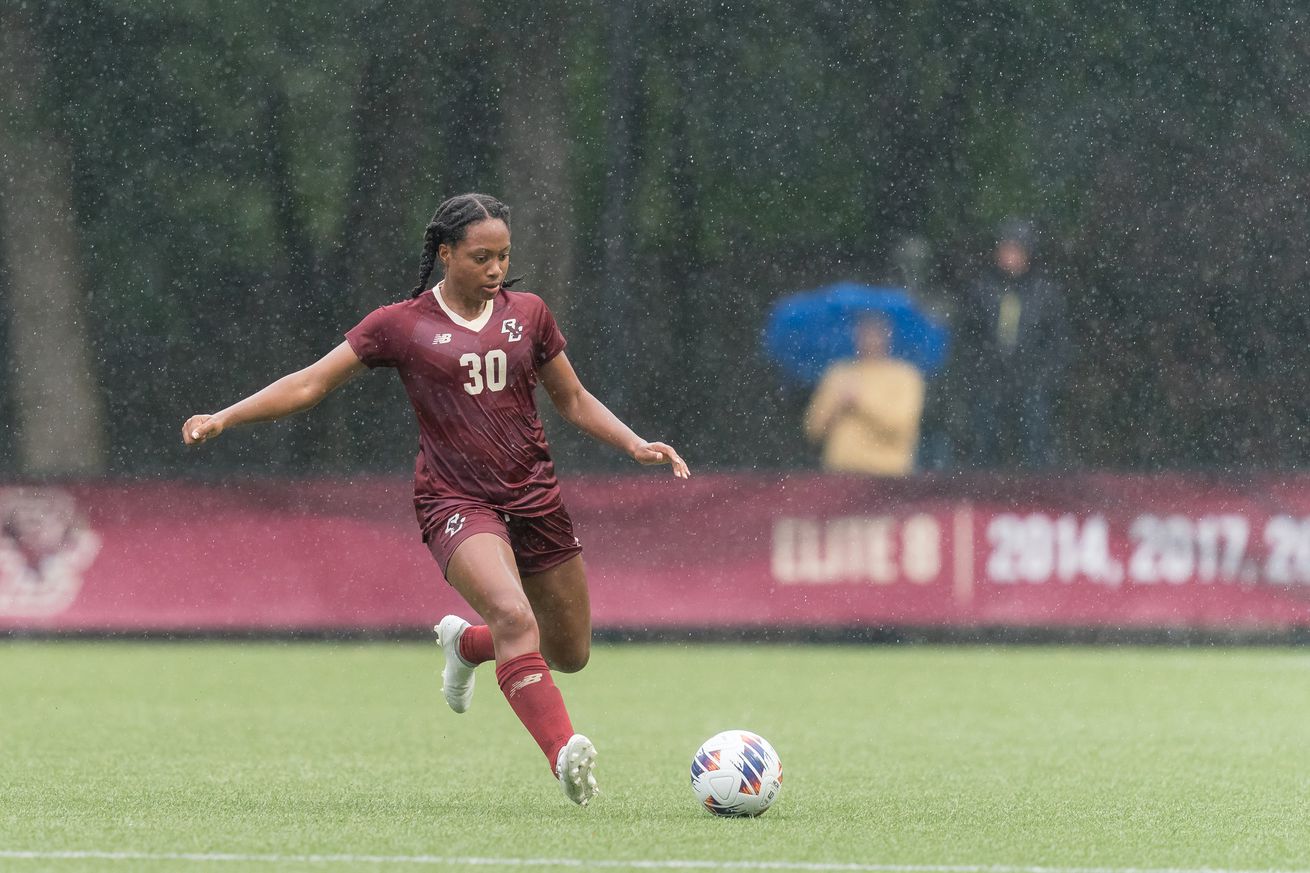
[804,358,925,476]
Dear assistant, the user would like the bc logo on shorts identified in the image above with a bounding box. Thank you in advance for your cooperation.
[445,512,466,537]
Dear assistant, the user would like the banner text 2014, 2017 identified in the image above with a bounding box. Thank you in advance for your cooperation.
[985,513,1310,587]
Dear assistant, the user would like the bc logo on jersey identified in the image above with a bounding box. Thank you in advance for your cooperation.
[501,318,523,342]
[445,512,466,537]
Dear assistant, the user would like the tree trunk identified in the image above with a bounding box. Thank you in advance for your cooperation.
[500,2,579,323]
[499,0,584,462]
[0,7,106,474]
[595,0,642,426]
[318,11,442,468]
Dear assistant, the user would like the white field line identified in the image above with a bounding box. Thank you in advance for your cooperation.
[0,852,1307,873]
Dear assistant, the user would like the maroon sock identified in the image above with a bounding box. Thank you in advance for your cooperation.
[457,624,495,665]
[495,652,574,770]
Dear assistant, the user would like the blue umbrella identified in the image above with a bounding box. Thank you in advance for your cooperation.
[762,282,950,385]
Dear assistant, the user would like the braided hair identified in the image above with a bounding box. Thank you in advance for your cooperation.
[409,193,522,298]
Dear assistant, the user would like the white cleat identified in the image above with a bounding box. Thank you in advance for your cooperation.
[434,615,476,714]
[555,734,599,807]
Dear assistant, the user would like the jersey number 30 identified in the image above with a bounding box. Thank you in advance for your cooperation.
[461,350,508,395]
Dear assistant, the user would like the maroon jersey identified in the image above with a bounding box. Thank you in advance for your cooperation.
[345,285,568,538]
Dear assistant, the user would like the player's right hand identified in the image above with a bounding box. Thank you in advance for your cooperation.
[182,414,224,445]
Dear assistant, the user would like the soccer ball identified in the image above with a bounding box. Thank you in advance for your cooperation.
[690,730,783,817]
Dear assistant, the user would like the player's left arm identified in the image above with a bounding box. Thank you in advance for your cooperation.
[539,352,690,479]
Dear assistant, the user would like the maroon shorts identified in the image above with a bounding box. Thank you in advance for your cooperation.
[425,503,583,578]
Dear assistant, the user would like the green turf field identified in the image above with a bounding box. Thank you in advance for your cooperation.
[1,642,1307,872]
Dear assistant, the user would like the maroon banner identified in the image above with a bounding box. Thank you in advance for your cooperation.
[3,474,1310,631]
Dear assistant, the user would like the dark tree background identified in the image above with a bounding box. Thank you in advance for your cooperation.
[2,0,1307,478]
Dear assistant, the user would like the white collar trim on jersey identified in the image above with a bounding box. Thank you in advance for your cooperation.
[432,281,494,332]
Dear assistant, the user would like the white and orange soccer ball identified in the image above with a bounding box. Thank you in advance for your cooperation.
[690,730,783,817]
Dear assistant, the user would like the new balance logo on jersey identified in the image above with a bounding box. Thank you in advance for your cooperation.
[445,513,466,537]
[508,672,543,697]
[432,333,452,345]
[501,318,523,342]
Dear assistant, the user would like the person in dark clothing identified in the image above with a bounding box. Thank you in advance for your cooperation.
[958,218,1070,469]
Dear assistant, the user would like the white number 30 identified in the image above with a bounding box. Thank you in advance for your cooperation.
[460,350,508,395]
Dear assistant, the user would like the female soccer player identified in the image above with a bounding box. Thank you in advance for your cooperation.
[182,193,689,807]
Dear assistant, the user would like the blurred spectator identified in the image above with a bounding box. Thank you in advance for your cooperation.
[891,235,938,311]
[804,315,925,476]
[958,218,1070,468]
[891,233,962,470]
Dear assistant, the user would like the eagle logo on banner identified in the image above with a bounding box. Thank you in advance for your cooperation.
[0,489,101,618]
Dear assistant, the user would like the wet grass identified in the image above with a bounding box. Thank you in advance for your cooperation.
[1,642,1308,871]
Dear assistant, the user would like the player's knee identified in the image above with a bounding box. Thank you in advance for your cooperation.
[485,598,538,646]
[547,641,590,673]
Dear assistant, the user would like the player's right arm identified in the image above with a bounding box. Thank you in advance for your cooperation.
[182,341,366,445]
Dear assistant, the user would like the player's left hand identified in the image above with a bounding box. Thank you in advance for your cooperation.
[631,441,690,479]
